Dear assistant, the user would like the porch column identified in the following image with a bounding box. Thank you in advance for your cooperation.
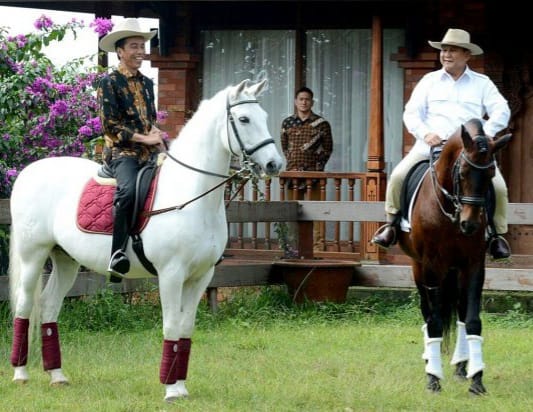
[362,15,387,261]
[149,52,200,139]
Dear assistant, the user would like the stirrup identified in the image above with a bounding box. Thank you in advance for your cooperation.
[107,250,130,278]
[488,235,511,262]
[371,223,397,249]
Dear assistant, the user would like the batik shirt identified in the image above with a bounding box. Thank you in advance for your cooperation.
[281,112,333,171]
[97,63,158,164]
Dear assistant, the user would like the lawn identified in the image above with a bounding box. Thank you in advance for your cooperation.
[0,287,531,411]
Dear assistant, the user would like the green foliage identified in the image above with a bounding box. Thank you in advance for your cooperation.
[0,224,8,275]
[58,287,162,332]
[0,287,532,411]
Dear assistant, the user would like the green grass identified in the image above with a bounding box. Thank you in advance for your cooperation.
[0,287,531,411]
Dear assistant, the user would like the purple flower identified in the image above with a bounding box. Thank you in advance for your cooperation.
[89,117,102,134]
[50,100,68,116]
[15,34,28,48]
[157,110,169,121]
[90,18,114,37]
[34,15,54,30]
[6,169,18,178]
[78,125,93,137]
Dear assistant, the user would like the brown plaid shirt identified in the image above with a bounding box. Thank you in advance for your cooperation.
[97,64,158,164]
[281,112,333,170]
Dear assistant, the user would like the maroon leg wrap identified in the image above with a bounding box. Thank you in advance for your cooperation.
[41,322,61,370]
[11,317,30,367]
[159,338,191,384]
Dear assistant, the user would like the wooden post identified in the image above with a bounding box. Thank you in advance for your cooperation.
[362,15,387,261]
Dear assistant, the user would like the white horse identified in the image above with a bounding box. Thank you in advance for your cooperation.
[8,79,282,402]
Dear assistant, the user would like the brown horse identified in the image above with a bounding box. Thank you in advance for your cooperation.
[398,119,511,394]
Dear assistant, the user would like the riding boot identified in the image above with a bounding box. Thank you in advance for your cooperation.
[371,214,399,249]
[107,203,131,282]
[488,234,511,261]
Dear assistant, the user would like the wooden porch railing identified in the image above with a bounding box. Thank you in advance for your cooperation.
[226,171,369,259]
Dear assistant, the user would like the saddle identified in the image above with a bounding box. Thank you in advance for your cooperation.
[399,157,496,231]
[77,159,161,275]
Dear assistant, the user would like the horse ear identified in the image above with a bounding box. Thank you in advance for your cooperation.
[229,79,251,101]
[460,124,474,149]
[247,79,269,97]
[493,133,512,152]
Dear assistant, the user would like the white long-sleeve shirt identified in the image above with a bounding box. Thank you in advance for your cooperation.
[403,66,510,156]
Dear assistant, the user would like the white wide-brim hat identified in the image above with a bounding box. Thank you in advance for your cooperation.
[428,28,483,55]
[99,18,157,53]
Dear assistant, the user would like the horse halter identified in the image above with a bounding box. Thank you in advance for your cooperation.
[430,141,496,223]
[226,96,276,160]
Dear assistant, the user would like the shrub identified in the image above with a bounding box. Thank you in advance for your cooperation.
[0,15,110,198]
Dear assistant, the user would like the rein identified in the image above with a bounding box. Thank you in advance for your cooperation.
[143,96,275,217]
[142,166,252,217]
[429,142,495,223]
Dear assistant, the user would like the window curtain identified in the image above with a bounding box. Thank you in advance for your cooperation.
[202,30,295,157]
[306,29,404,176]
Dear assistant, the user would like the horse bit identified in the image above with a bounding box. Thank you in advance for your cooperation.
[429,138,496,223]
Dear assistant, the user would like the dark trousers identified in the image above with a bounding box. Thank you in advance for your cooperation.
[109,156,143,254]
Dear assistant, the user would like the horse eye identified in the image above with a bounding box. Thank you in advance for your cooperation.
[239,116,249,123]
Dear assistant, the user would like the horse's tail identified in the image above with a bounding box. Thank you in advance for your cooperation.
[9,226,42,344]
[440,270,458,352]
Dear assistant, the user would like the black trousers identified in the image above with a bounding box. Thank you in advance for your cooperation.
[109,156,143,254]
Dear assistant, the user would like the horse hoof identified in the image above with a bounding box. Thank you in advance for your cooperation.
[469,384,487,395]
[426,374,442,393]
[467,371,487,395]
[453,361,468,380]
[469,375,487,395]
[164,382,189,402]
[48,368,69,386]
[13,366,29,383]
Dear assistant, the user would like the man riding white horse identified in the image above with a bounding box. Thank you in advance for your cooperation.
[97,18,165,280]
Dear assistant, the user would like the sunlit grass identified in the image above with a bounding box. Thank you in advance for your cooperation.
[0,287,531,411]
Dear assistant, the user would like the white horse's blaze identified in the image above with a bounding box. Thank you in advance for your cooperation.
[8,79,282,402]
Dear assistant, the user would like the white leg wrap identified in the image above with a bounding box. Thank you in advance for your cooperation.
[48,368,69,386]
[450,321,469,365]
[466,335,485,378]
[13,366,29,383]
[164,380,188,403]
[425,337,444,380]
[421,323,429,360]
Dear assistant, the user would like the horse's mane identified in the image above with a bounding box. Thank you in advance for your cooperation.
[166,83,257,152]
[166,87,229,152]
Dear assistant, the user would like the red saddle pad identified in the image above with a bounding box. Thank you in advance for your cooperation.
[76,175,158,235]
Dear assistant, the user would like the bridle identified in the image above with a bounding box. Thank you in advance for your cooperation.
[226,97,275,158]
[429,137,496,223]
[164,96,275,179]
[144,96,275,216]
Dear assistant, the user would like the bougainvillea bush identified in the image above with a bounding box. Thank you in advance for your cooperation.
[0,15,114,273]
[0,15,110,198]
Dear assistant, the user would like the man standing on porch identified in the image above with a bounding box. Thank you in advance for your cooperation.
[281,86,333,249]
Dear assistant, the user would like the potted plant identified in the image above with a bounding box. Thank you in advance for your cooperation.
[273,222,358,304]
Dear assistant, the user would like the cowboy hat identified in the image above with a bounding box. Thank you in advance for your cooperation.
[99,18,157,53]
[428,28,483,55]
